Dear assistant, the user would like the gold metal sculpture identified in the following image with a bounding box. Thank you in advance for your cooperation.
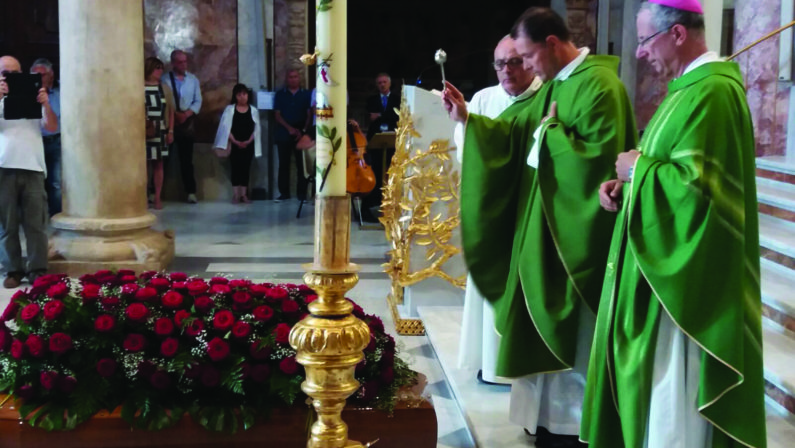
[380,94,467,335]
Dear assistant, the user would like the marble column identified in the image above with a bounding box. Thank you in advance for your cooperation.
[49,0,174,276]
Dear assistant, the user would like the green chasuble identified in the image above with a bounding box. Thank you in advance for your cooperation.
[580,62,766,448]
[461,55,637,378]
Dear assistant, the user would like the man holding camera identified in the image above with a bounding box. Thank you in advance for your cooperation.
[0,55,58,288]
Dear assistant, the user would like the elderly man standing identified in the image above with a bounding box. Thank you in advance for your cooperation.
[0,56,58,288]
[162,49,202,204]
[444,8,636,447]
[30,58,61,217]
[581,1,765,447]
[454,35,543,386]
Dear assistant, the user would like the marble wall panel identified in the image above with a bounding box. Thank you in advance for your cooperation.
[566,0,599,51]
[634,59,667,132]
[273,0,308,89]
[143,0,238,143]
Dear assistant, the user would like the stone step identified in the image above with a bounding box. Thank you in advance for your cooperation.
[767,398,795,448]
[757,156,795,180]
[759,214,795,261]
[763,320,795,414]
[761,259,795,330]
[758,177,795,221]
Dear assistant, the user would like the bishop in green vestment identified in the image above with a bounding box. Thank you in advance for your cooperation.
[581,3,766,447]
[443,8,637,442]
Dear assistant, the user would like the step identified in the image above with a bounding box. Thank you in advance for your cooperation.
[418,305,528,448]
[761,258,795,322]
[759,214,795,260]
[767,398,795,448]
[758,177,795,213]
[763,320,795,410]
[757,156,795,177]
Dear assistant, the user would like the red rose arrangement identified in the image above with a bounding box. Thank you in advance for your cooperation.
[0,270,413,434]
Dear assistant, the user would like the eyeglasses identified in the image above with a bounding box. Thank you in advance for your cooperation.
[638,26,673,48]
[492,58,523,71]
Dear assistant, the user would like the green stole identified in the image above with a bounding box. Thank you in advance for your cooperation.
[580,62,766,448]
[461,55,638,377]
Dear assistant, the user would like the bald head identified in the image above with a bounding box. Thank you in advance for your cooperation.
[0,56,21,74]
[492,37,534,97]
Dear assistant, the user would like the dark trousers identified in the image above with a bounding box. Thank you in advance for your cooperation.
[0,168,48,275]
[277,140,308,200]
[363,147,395,209]
[43,135,62,216]
[173,129,197,195]
[230,144,254,187]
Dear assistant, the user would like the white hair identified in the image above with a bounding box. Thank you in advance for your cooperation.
[30,58,53,73]
[639,2,705,32]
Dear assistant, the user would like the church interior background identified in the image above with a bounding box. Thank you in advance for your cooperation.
[0,0,794,446]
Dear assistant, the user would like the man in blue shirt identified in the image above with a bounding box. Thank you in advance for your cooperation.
[274,69,312,202]
[30,58,61,216]
[162,49,202,204]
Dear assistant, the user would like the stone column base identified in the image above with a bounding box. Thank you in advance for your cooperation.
[48,214,175,277]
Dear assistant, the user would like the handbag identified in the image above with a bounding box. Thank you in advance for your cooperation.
[214,140,232,158]
[295,134,315,151]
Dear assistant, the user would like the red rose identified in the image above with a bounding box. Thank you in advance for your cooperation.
[160,337,179,357]
[282,283,298,289]
[94,314,116,333]
[209,277,229,285]
[169,272,188,282]
[366,316,385,334]
[79,273,98,284]
[304,294,319,304]
[251,364,271,383]
[123,333,146,352]
[267,287,288,301]
[17,385,35,400]
[184,362,202,379]
[121,283,140,296]
[229,279,251,289]
[148,277,171,291]
[273,323,291,344]
[232,291,252,306]
[154,317,174,336]
[125,303,149,322]
[279,356,299,375]
[137,360,156,379]
[10,339,25,359]
[207,337,230,362]
[1,296,21,321]
[161,291,184,309]
[174,310,191,328]
[201,365,220,387]
[20,303,41,322]
[172,281,187,290]
[380,366,394,384]
[0,327,10,352]
[117,269,136,277]
[249,284,269,297]
[150,371,171,390]
[58,376,78,394]
[25,334,46,357]
[120,275,137,284]
[352,303,365,318]
[187,280,209,296]
[250,340,272,360]
[94,270,113,277]
[43,300,65,321]
[40,371,59,390]
[101,296,121,310]
[185,318,204,337]
[252,305,274,322]
[95,273,117,285]
[49,333,73,355]
[194,295,214,313]
[232,321,252,339]
[140,271,157,281]
[365,333,376,353]
[281,300,299,313]
[81,283,101,302]
[33,274,61,289]
[212,310,235,331]
[46,283,69,299]
[298,284,312,293]
[96,358,117,377]
[134,287,158,302]
[240,362,251,379]
[210,284,231,296]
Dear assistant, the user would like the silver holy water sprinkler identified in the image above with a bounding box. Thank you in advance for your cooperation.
[434,49,448,86]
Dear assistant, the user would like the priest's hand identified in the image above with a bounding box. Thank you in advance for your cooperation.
[599,180,623,212]
[442,81,468,123]
[542,101,557,123]
[616,150,641,182]
[0,76,7,100]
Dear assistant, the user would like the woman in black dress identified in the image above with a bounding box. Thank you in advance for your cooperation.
[227,84,257,203]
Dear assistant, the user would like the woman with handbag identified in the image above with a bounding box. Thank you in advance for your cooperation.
[213,83,262,203]
[144,57,174,210]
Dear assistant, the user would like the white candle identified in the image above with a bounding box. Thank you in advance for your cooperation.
[314,0,347,197]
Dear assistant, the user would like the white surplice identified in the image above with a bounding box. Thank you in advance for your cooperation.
[455,78,542,384]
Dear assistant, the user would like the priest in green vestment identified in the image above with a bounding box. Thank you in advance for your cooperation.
[581,1,766,447]
[442,7,637,446]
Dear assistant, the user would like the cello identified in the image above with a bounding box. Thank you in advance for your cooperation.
[346,120,376,195]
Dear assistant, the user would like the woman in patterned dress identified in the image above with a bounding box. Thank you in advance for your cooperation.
[144,57,174,210]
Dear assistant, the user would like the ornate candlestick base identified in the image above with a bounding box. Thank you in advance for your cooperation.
[289,196,376,448]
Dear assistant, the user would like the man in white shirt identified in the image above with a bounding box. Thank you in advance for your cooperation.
[455,35,542,386]
[0,55,58,288]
